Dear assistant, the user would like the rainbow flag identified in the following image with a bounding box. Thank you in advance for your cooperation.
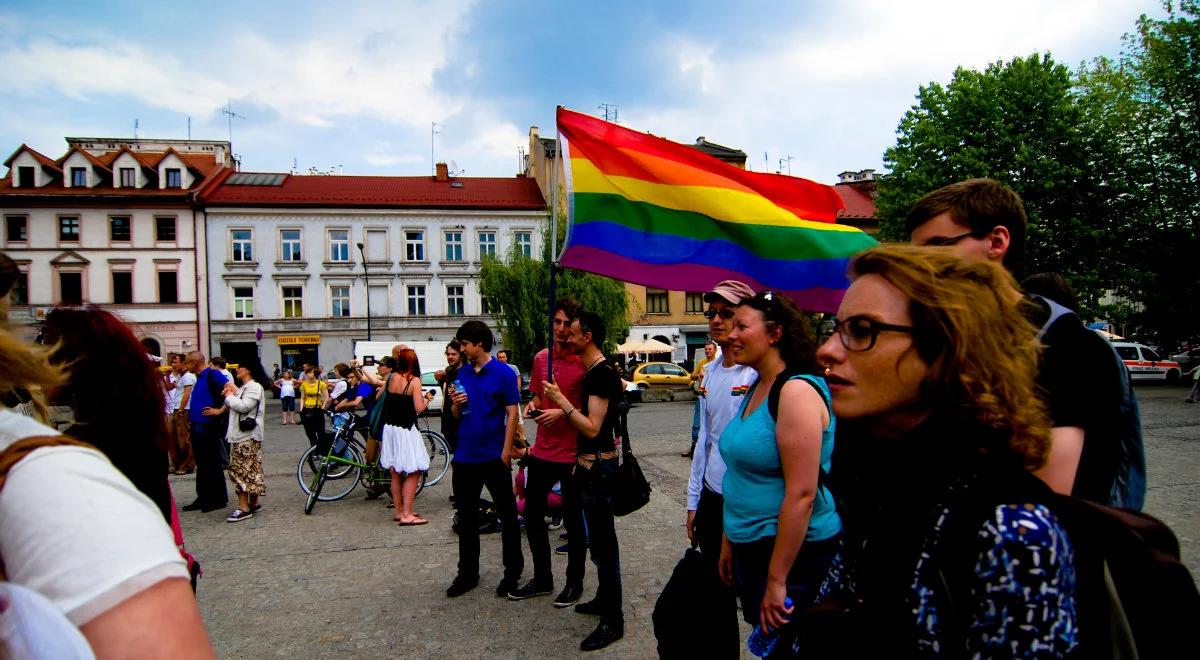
[556,107,877,312]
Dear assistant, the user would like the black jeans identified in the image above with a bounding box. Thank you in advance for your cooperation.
[575,457,623,623]
[300,408,324,447]
[524,455,585,587]
[451,459,524,583]
[731,534,841,628]
[191,419,228,508]
[695,487,741,653]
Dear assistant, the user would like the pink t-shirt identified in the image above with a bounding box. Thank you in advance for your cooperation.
[529,347,586,463]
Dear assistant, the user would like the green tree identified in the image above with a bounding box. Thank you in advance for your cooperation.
[478,211,630,369]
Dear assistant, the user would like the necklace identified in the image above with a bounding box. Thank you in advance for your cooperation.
[585,355,605,372]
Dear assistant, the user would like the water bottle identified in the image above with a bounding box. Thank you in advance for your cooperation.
[746,596,793,657]
[453,379,469,414]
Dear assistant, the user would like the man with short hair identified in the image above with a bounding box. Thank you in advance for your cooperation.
[167,354,196,475]
[445,320,525,600]
[182,351,229,512]
[909,178,1129,502]
[509,297,588,607]
[495,349,526,447]
[682,339,718,458]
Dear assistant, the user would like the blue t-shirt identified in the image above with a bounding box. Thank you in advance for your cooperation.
[188,367,229,423]
[719,374,841,544]
[353,382,377,412]
[453,358,521,464]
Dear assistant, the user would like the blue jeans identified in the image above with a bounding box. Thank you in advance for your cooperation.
[732,535,841,628]
[575,457,623,623]
[691,398,702,441]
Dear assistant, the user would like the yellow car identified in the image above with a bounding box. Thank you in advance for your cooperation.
[631,362,692,389]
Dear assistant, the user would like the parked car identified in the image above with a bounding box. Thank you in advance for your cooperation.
[1111,341,1183,383]
[420,370,444,412]
[1169,347,1200,374]
[631,362,691,389]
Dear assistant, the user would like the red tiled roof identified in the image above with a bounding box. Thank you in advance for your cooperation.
[0,177,197,198]
[58,147,113,173]
[834,182,877,219]
[201,172,547,210]
[3,144,62,172]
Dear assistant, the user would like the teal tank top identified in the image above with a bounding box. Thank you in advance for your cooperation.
[718,374,841,544]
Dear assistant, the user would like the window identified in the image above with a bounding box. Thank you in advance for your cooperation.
[5,216,26,242]
[59,272,82,304]
[1142,348,1161,362]
[71,167,87,187]
[447,285,465,315]
[158,272,178,304]
[364,229,387,261]
[405,230,425,261]
[646,288,669,314]
[685,292,704,313]
[120,168,135,187]
[329,230,350,262]
[514,231,532,258]
[231,230,253,262]
[112,272,133,304]
[664,365,687,377]
[110,216,131,242]
[233,287,254,319]
[281,229,302,262]
[16,167,33,187]
[155,217,176,242]
[165,168,182,188]
[11,271,27,305]
[281,286,303,318]
[407,285,426,315]
[59,217,80,242]
[330,285,350,317]
[481,295,491,314]
[479,231,496,259]
[445,231,463,261]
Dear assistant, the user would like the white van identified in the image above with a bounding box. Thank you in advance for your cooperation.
[354,341,453,412]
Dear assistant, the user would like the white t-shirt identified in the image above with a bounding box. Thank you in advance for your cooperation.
[0,409,188,626]
[687,358,757,509]
[328,379,348,402]
[176,372,197,410]
[165,373,182,413]
[278,378,296,398]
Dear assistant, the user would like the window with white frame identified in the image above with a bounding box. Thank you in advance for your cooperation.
[328,229,350,262]
[481,295,491,314]
[158,271,178,304]
[281,285,304,318]
[405,230,425,261]
[231,229,253,262]
[6,216,27,243]
[330,285,350,317]
[165,168,182,188]
[59,216,80,242]
[155,217,176,242]
[447,285,465,315]
[407,285,426,315]
[71,168,87,187]
[109,216,131,242]
[479,231,496,259]
[514,231,532,258]
[120,168,135,187]
[445,231,463,262]
[112,271,133,304]
[280,229,302,262]
[232,286,254,319]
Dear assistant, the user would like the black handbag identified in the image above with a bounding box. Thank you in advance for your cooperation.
[611,399,651,516]
[236,387,259,431]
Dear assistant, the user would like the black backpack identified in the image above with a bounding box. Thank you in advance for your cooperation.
[766,371,831,496]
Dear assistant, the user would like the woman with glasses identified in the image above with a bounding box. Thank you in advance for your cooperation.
[716,290,842,645]
[806,245,1076,656]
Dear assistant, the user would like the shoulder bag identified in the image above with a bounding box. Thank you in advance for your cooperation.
[611,397,651,516]
[237,386,259,432]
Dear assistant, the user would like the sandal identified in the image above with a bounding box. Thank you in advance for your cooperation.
[397,516,429,526]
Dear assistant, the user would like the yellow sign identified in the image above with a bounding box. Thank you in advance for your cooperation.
[277,335,320,345]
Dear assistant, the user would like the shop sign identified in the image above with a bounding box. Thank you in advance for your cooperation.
[277,335,320,345]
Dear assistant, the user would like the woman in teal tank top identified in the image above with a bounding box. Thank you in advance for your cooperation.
[717,291,842,638]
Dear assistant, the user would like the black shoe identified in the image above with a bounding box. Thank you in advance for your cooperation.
[574,598,603,616]
[181,501,203,512]
[496,578,519,598]
[580,620,623,652]
[508,579,553,601]
[554,583,583,608]
[559,531,569,540]
[555,543,569,555]
[446,577,478,598]
[200,503,226,513]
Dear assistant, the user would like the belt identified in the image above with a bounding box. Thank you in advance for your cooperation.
[576,450,619,470]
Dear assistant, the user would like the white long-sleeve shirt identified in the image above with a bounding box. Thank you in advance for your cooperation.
[687,356,757,510]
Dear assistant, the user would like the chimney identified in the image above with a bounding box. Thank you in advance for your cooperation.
[435,162,449,181]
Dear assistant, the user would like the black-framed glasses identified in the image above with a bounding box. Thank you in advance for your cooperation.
[921,228,991,247]
[703,309,735,320]
[832,315,914,352]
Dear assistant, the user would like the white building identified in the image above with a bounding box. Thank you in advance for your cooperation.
[199,163,546,371]
[0,137,232,355]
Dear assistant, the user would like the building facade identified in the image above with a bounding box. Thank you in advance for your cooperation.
[199,163,545,372]
[0,137,231,355]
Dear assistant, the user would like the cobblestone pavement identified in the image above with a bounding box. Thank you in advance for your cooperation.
[177,384,1199,658]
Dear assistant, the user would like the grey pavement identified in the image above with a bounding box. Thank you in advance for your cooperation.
[176,384,1200,658]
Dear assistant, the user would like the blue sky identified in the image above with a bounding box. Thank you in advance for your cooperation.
[0,0,1164,183]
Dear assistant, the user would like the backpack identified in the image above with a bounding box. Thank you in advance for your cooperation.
[766,371,831,495]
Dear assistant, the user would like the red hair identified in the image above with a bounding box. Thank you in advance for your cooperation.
[394,348,422,380]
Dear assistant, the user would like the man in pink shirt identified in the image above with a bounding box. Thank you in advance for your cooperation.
[508,297,588,607]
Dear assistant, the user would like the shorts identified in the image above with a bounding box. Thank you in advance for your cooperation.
[281,396,296,412]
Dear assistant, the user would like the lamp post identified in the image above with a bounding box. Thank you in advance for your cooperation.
[357,242,372,341]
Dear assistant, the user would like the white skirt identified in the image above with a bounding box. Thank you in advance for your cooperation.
[379,423,429,474]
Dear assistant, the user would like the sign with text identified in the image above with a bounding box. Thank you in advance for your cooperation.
[277,335,320,345]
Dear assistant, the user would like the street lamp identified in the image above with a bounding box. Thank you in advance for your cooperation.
[357,242,372,341]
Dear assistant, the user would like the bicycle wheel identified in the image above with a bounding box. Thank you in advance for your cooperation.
[422,429,451,486]
[304,467,325,514]
[297,445,363,501]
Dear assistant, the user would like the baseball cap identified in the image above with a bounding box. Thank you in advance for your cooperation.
[378,356,399,370]
[703,280,755,305]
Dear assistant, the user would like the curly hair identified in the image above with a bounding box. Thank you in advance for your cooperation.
[849,245,1051,470]
[738,290,821,375]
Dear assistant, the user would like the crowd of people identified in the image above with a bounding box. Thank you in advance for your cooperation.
[1,176,1195,657]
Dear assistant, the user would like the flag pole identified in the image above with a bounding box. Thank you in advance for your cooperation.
[546,111,561,383]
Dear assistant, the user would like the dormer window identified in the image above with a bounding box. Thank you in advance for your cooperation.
[165,168,182,188]
[120,168,135,187]
[71,167,87,187]
[16,167,33,187]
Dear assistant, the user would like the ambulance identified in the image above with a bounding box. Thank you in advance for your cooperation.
[1110,341,1183,383]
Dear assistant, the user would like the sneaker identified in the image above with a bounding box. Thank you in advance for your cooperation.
[554,583,583,608]
[249,504,263,513]
[555,543,569,555]
[574,598,603,616]
[580,620,623,652]
[559,531,569,541]
[508,580,553,601]
[1186,398,1195,403]
[226,509,254,523]
[496,578,519,598]
[446,577,479,598]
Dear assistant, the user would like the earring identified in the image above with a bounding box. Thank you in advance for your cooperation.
[823,365,832,374]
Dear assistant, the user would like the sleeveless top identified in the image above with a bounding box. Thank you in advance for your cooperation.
[719,374,841,544]
[278,378,295,398]
[384,377,418,430]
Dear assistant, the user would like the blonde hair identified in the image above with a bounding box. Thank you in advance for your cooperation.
[850,245,1051,469]
[0,297,66,422]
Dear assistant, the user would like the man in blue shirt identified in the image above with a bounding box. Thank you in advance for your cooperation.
[445,320,525,599]
[182,351,229,513]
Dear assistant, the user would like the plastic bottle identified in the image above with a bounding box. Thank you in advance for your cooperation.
[746,596,793,657]
[453,379,469,414]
